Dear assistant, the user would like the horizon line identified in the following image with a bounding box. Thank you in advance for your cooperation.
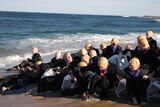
[0,10,145,17]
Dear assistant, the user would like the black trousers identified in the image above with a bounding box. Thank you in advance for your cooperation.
[89,74,110,97]
[37,73,66,93]
[126,78,150,103]
[61,75,89,96]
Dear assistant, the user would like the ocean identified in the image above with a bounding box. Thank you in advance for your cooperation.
[0,11,160,69]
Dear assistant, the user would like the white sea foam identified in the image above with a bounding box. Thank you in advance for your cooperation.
[1,33,160,69]
[154,19,160,23]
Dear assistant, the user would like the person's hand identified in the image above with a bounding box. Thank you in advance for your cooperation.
[142,75,149,80]
[73,77,77,83]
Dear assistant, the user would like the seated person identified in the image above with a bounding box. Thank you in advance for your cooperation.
[79,57,129,100]
[102,37,122,58]
[61,61,89,96]
[81,55,90,65]
[7,47,42,72]
[71,48,88,62]
[99,42,108,55]
[125,58,150,105]
[89,49,99,64]
[39,51,66,78]
[85,43,100,56]
[146,31,158,50]
[135,34,146,52]
[38,52,78,93]
[6,47,43,87]
[135,38,158,73]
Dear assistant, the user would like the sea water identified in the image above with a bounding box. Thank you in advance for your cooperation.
[0,11,160,69]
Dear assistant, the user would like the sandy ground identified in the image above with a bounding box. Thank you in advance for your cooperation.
[0,84,160,107]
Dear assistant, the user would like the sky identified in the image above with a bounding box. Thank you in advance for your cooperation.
[0,0,160,16]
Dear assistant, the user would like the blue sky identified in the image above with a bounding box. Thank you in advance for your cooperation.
[0,0,160,16]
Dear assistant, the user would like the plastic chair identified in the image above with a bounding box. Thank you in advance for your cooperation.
[115,78,126,97]
[147,81,160,98]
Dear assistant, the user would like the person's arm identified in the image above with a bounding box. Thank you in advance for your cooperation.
[114,64,131,79]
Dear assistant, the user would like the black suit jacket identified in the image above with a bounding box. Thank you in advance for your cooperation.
[102,45,122,58]
[149,38,157,50]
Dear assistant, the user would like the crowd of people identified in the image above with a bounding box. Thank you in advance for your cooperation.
[6,30,160,106]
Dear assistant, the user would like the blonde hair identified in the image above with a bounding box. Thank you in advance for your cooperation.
[81,55,90,61]
[111,37,119,45]
[55,51,61,59]
[35,61,43,65]
[146,30,153,38]
[89,49,97,58]
[78,61,88,67]
[79,48,88,55]
[129,57,140,67]
[85,43,92,51]
[32,47,38,53]
[137,34,146,41]
[138,39,150,49]
[100,42,107,50]
[98,57,108,69]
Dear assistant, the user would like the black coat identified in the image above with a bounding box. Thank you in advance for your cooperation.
[148,38,157,50]
[102,45,122,58]
[124,65,151,80]
[135,48,158,71]
[80,62,129,83]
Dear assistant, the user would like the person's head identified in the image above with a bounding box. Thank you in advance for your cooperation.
[78,61,88,67]
[89,49,97,58]
[35,60,43,65]
[79,48,88,56]
[138,39,150,50]
[125,44,133,50]
[85,43,92,51]
[129,57,140,71]
[63,52,73,63]
[55,51,61,60]
[98,57,108,70]
[137,34,146,41]
[81,55,90,64]
[146,30,154,40]
[111,37,119,47]
[100,42,107,51]
[32,47,38,54]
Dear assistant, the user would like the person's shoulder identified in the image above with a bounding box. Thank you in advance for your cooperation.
[117,45,122,49]
[151,38,157,43]
[140,64,150,70]
[108,62,118,69]
[105,45,112,50]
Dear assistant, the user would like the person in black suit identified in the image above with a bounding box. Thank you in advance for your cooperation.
[125,58,150,105]
[102,38,122,59]
[79,57,129,100]
[146,31,158,50]
[84,43,100,56]
[99,42,108,55]
[135,39,158,72]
